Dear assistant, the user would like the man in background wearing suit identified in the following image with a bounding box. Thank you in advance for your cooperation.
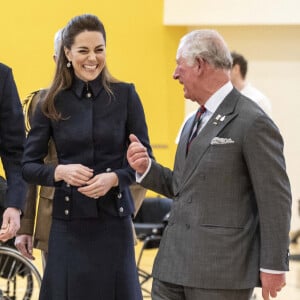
[0,63,26,241]
[127,30,292,300]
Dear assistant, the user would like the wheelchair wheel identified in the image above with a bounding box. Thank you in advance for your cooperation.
[0,246,41,300]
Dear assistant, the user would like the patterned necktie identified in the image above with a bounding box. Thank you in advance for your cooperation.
[186,105,206,154]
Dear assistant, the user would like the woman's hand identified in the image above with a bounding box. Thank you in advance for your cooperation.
[78,172,118,199]
[54,164,94,186]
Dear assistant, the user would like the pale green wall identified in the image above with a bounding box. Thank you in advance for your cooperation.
[164,0,300,25]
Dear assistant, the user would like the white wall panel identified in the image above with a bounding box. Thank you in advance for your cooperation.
[164,0,300,25]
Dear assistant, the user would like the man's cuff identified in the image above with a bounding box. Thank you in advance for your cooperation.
[260,268,286,274]
[136,159,152,183]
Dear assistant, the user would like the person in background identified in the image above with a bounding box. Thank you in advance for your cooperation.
[22,14,152,300]
[15,29,62,269]
[0,62,27,242]
[127,29,291,300]
[230,51,272,115]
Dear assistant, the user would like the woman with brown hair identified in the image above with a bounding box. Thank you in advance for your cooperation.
[22,14,152,300]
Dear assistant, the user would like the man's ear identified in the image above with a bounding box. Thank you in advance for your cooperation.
[231,64,240,75]
[195,57,206,73]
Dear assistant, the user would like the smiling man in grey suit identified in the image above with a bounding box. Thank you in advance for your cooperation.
[127,30,292,300]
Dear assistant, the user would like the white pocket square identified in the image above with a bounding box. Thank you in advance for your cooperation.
[210,137,235,145]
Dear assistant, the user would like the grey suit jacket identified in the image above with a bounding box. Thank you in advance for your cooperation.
[141,88,291,289]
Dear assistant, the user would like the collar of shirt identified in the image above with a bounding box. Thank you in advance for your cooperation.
[198,81,233,131]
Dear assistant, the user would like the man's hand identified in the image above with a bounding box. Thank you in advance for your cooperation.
[15,234,35,260]
[260,271,286,300]
[127,134,150,175]
[0,207,21,242]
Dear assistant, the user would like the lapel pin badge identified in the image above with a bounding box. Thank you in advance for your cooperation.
[213,114,225,125]
[213,114,221,125]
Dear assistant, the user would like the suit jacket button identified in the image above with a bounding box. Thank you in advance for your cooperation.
[117,193,122,199]
[65,196,70,202]
[66,183,70,188]
[106,168,112,172]
[119,207,124,213]
[64,209,69,215]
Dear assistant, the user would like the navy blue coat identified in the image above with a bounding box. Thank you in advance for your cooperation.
[0,63,26,210]
[22,76,152,220]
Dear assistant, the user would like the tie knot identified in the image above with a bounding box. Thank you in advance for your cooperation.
[199,105,206,114]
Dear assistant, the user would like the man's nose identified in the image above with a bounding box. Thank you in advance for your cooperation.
[173,69,179,80]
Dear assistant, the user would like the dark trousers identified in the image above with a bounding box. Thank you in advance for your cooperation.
[152,278,254,300]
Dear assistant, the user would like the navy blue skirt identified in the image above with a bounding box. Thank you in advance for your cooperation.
[39,213,142,300]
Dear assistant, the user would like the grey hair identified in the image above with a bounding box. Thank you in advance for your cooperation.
[54,29,63,57]
[177,29,232,70]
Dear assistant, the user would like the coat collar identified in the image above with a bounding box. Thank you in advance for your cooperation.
[72,74,104,100]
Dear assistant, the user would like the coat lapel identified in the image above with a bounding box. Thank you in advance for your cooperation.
[176,89,240,193]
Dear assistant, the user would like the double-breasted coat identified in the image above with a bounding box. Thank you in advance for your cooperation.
[19,90,147,252]
[141,88,291,290]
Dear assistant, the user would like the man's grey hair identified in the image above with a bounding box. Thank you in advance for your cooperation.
[54,29,63,57]
[177,29,232,70]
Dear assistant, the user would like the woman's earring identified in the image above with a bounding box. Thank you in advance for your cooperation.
[67,61,72,68]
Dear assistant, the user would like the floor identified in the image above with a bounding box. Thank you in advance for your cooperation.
[28,240,300,299]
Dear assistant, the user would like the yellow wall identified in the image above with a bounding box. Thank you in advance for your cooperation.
[0,1,186,176]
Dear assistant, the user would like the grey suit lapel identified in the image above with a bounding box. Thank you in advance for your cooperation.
[176,89,240,193]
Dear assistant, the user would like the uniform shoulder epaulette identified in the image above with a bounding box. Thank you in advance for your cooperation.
[23,89,47,132]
